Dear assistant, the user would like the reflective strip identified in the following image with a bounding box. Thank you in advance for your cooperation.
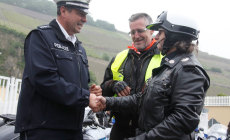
[111,49,129,81]
[66,2,89,8]
[145,53,163,81]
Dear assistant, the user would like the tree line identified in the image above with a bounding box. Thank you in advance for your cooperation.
[0,25,25,77]
[0,0,117,31]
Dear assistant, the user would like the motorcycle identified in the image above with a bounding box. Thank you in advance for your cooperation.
[0,107,111,140]
[83,107,112,140]
[195,124,229,140]
[0,114,19,140]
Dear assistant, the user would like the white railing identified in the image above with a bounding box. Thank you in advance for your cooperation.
[204,96,230,106]
[0,76,22,114]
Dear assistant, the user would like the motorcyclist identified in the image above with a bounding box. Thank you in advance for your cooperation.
[227,122,230,139]
[97,11,210,140]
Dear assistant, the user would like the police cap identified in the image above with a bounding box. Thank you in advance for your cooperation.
[54,0,91,14]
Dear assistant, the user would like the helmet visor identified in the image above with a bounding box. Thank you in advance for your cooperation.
[146,21,163,31]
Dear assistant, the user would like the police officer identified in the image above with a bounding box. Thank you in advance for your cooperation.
[100,13,162,139]
[96,11,210,140]
[15,0,102,139]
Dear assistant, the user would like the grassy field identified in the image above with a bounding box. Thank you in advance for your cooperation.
[0,3,49,33]
[1,2,230,96]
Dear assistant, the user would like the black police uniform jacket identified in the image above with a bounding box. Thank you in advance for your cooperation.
[101,47,161,128]
[15,19,90,132]
[105,52,210,140]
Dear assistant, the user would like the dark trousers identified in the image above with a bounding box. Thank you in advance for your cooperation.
[110,122,136,140]
[20,128,83,140]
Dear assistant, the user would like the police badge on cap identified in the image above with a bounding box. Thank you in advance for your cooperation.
[54,0,91,14]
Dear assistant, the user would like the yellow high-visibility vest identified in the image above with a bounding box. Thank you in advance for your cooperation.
[111,49,163,82]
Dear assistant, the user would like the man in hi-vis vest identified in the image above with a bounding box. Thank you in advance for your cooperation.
[100,13,163,140]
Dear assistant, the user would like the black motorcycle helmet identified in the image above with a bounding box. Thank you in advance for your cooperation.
[147,11,200,55]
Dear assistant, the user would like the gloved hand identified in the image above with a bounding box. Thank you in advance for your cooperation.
[112,81,131,97]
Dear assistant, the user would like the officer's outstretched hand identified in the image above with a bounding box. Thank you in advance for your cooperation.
[90,84,102,96]
[89,94,104,112]
[112,81,131,97]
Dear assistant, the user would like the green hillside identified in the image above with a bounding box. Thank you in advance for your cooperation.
[197,52,230,96]
[0,2,230,96]
[0,2,130,59]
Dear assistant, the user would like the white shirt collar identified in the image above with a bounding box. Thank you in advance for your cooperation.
[56,19,76,45]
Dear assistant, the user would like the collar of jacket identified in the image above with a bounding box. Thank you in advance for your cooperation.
[162,51,191,68]
[49,19,82,45]
[129,43,161,57]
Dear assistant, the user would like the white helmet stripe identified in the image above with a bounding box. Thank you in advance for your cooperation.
[66,2,89,9]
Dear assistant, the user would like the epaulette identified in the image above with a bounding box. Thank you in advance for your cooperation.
[37,25,51,30]
[180,57,195,66]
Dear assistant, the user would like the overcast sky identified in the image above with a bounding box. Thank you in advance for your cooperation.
[89,0,230,59]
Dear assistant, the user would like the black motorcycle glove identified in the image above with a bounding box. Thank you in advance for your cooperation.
[112,81,128,94]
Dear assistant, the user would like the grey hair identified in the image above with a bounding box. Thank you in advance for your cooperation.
[129,13,153,25]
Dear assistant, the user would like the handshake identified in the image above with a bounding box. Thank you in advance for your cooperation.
[88,84,106,112]
[88,81,131,112]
